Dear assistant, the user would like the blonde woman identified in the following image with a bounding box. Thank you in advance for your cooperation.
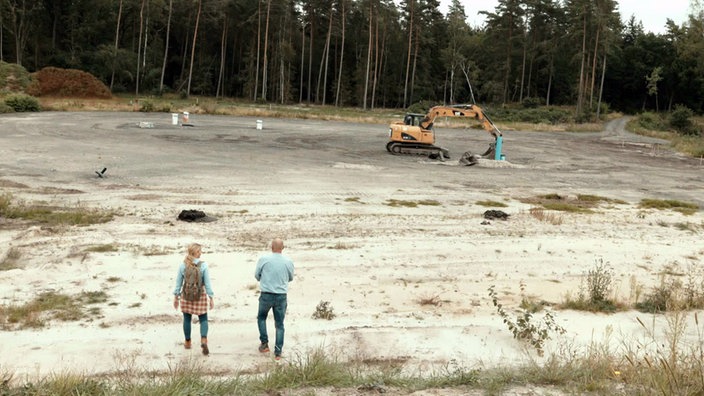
[173,243,214,355]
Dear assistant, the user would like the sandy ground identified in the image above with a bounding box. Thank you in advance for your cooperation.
[1,111,703,388]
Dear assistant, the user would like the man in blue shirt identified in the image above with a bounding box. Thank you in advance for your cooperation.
[255,238,294,360]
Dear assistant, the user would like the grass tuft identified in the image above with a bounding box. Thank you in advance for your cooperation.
[0,193,114,225]
[639,198,699,215]
[476,200,508,208]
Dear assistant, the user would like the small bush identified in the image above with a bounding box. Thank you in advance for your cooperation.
[638,112,668,131]
[312,301,336,320]
[139,100,155,112]
[669,105,697,135]
[488,285,566,356]
[561,259,621,312]
[0,102,14,113]
[521,97,543,108]
[4,93,40,112]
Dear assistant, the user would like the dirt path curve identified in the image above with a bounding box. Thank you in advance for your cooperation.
[599,116,670,146]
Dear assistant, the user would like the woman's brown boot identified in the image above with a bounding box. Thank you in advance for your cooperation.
[200,337,209,356]
[184,339,191,349]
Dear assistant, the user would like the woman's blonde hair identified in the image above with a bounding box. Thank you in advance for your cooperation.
[184,243,202,267]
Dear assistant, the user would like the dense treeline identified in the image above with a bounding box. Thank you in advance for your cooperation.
[0,0,702,115]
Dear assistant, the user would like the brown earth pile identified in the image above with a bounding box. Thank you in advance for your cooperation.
[27,67,111,98]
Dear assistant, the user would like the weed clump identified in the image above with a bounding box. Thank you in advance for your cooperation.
[312,301,336,320]
[489,285,566,356]
[561,258,622,312]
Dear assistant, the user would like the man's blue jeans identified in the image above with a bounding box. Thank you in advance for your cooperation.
[257,292,287,356]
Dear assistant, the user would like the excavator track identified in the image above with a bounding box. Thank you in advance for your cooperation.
[386,142,450,160]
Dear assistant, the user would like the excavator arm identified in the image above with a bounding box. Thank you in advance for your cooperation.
[419,104,502,139]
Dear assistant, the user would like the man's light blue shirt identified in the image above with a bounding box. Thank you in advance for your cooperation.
[255,253,294,294]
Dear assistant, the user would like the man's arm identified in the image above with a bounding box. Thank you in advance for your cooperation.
[287,260,294,282]
[254,257,264,281]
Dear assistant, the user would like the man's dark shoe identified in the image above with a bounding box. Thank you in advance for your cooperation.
[258,343,270,353]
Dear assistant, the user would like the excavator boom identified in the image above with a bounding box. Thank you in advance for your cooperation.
[386,103,504,163]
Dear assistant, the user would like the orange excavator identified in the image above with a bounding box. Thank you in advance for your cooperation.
[385,104,504,164]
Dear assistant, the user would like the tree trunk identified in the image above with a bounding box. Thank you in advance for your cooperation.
[409,26,419,105]
[596,55,607,120]
[262,0,271,101]
[576,12,587,115]
[186,0,202,98]
[300,24,306,103]
[136,0,146,97]
[403,0,414,108]
[589,26,600,109]
[321,4,333,105]
[254,0,261,101]
[334,0,346,106]
[159,0,172,94]
[363,0,372,109]
[216,16,228,98]
[371,0,380,109]
[111,0,124,92]
[307,17,314,102]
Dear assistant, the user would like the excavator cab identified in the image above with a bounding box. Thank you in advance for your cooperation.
[403,113,426,127]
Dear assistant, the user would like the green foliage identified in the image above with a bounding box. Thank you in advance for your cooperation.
[406,100,437,114]
[312,301,336,320]
[669,105,700,136]
[491,106,572,124]
[636,264,704,313]
[0,61,33,93]
[476,200,508,208]
[0,193,114,225]
[560,259,624,312]
[4,94,40,112]
[639,198,699,215]
[0,102,14,113]
[139,100,155,112]
[488,285,566,356]
[637,112,668,131]
[521,97,543,108]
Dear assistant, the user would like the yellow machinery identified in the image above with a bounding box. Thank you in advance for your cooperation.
[386,104,504,163]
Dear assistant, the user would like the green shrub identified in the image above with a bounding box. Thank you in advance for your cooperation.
[522,97,543,108]
[4,93,40,112]
[669,105,699,136]
[0,102,14,113]
[139,100,155,112]
[0,61,33,92]
[638,112,668,130]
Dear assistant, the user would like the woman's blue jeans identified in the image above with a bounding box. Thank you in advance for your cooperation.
[257,292,287,356]
[183,313,208,340]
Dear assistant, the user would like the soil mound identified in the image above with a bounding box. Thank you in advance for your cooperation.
[27,67,111,98]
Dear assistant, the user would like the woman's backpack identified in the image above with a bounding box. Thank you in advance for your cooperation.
[182,263,203,301]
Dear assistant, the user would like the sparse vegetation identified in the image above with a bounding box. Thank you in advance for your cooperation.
[476,200,508,208]
[0,193,113,225]
[639,198,699,215]
[385,199,441,207]
[0,247,22,271]
[521,193,624,214]
[85,244,118,253]
[561,258,623,312]
[528,207,564,225]
[0,291,108,330]
[489,285,566,356]
[636,263,704,313]
[312,301,336,320]
[417,294,442,307]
